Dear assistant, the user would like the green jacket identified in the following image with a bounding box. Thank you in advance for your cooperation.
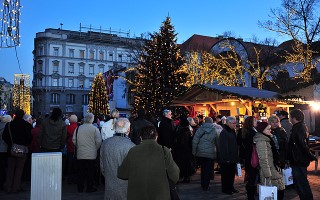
[118,140,179,200]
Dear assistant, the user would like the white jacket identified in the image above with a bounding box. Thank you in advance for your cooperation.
[100,119,117,140]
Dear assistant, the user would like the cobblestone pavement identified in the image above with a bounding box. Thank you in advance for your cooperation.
[1,161,320,200]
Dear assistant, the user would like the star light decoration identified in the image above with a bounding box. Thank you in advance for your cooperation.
[0,0,21,48]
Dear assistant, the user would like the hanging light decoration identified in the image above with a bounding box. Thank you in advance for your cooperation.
[0,0,21,48]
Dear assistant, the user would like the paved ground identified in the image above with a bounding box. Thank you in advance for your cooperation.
[1,161,320,200]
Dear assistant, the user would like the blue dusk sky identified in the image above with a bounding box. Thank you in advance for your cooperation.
[0,0,289,83]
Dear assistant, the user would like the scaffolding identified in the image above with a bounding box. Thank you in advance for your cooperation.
[13,74,30,114]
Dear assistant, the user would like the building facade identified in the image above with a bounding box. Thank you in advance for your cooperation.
[32,28,144,118]
[0,77,14,114]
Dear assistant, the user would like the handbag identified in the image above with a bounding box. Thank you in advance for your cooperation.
[162,146,180,200]
[73,126,79,158]
[251,144,259,168]
[8,122,28,157]
[282,167,293,186]
[259,179,278,200]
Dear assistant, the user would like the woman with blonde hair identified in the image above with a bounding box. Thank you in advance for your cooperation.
[268,115,288,169]
[101,109,119,141]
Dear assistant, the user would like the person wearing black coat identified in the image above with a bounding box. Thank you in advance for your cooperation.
[157,109,175,149]
[2,109,32,193]
[172,117,195,183]
[219,116,239,195]
[268,115,288,169]
[130,107,153,145]
[241,116,259,200]
[288,109,316,200]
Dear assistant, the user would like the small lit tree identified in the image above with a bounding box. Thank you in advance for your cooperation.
[88,73,110,116]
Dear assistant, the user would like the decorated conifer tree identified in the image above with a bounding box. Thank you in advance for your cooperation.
[88,73,110,116]
[133,17,187,117]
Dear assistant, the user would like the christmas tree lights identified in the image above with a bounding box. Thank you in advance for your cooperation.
[13,74,30,114]
[133,17,187,117]
[88,73,110,117]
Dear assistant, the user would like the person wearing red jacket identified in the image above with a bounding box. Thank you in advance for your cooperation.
[66,114,78,184]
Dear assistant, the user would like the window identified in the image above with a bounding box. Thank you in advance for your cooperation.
[53,47,59,56]
[89,64,94,75]
[69,49,74,58]
[38,46,44,56]
[99,66,104,73]
[99,51,104,60]
[79,80,84,88]
[109,53,113,61]
[82,94,89,105]
[37,79,42,87]
[68,63,74,74]
[51,93,60,104]
[118,54,122,62]
[79,65,84,74]
[52,78,58,86]
[68,79,73,87]
[52,60,59,73]
[66,94,75,104]
[79,50,85,59]
[127,54,132,62]
[90,51,94,60]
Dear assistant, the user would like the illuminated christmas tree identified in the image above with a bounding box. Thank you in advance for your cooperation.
[133,17,187,117]
[88,73,110,117]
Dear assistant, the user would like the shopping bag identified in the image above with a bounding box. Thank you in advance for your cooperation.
[282,167,293,186]
[259,184,277,200]
[236,163,242,177]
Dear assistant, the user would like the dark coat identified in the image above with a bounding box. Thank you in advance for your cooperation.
[172,126,195,177]
[271,127,288,168]
[38,118,67,150]
[288,122,316,167]
[158,117,175,148]
[118,140,179,200]
[219,125,238,164]
[242,127,258,173]
[2,118,33,153]
[130,117,153,145]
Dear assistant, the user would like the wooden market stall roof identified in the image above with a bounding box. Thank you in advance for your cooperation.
[172,84,279,106]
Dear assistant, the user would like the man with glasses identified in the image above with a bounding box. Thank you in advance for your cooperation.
[158,109,175,149]
[219,116,239,195]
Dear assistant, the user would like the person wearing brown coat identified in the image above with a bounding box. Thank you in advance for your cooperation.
[253,122,285,200]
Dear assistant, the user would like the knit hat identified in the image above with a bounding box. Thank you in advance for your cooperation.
[256,122,269,133]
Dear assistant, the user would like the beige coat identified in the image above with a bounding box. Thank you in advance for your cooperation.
[253,132,285,190]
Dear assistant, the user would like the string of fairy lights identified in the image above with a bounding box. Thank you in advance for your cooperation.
[88,73,110,116]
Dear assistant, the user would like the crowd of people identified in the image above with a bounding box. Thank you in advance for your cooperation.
[0,107,317,199]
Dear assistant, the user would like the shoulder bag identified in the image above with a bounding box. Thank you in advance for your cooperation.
[162,146,180,200]
[73,126,79,158]
[251,144,259,168]
[8,122,28,157]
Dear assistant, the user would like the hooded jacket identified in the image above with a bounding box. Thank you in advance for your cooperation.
[38,117,67,150]
[192,122,218,159]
